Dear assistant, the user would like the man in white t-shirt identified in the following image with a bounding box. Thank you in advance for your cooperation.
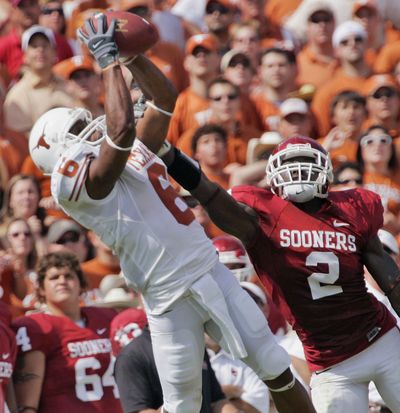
[27,14,316,413]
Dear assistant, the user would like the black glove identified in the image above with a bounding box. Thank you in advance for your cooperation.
[77,13,118,69]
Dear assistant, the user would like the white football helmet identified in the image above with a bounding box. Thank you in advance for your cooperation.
[212,235,253,281]
[29,107,107,175]
[266,135,333,203]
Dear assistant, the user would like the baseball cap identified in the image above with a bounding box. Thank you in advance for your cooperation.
[185,33,218,55]
[352,0,378,16]
[378,229,399,255]
[47,219,83,244]
[363,74,398,97]
[98,287,136,308]
[220,49,252,72]
[303,0,334,20]
[280,98,309,118]
[99,273,126,297]
[21,25,55,51]
[246,132,283,164]
[240,281,267,305]
[332,20,367,48]
[53,55,95,80]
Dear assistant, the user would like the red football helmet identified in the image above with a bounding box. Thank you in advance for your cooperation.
[266,135,333,203]
[212,235,253,281]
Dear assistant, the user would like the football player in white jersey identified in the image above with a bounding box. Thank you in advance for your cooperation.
[28,15,316,413]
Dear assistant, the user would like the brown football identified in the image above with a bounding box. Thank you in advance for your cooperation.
[83,10,159,57]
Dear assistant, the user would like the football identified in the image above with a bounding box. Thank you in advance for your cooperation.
[83,10,159,57]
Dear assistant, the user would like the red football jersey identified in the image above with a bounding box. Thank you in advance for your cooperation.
[12,307,123,413]
[232,186,397,371]
[0,319,16,413]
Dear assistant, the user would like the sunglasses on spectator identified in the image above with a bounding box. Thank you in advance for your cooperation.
[70,70,93,81]
[9,231,31,238]
[360,134,392,147]
[335,178,363,185]
[371,88,397,99]
[206,3,230,14]
[41,6,63,15]
[210,93,238,102]
[56,232,81,245]
[339,36,364,46]
[309,13,333,24]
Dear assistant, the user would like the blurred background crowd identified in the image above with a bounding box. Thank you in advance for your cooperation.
[1,0,400,412]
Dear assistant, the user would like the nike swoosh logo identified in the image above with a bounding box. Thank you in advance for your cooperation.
[96,328,107,335]
[333,220,350,227]
[2,353,9,359]
[91,41,102,50]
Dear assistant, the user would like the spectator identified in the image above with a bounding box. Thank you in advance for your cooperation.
[38,0,74,61]
[363,74,400,138]
[331,161,364,191]
[374,38,400,76]
[319,90,367,167]
[53,55,104,118]
[204,0,236,55]
[277,98,312,140]
[311,20,371,136]
[81,231,121,303]
[167,33,220,145]
[0,0,41,81]
[46,219,90,263]
[220,49,263,130]
[252,48,298,131]
[3,25,74,136]
[0,175,47,255]
[296,1,338,88]
[177,77,261,165]
[228,21,262,72]
[121,0,189,93]
[191,124,230,189]
[12,252,123,413]
[357,125,400,234]
[3,217,39,312]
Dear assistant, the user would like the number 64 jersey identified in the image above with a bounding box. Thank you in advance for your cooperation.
[12,307,122,413]
[51,140,218,315]
[231,186,397,372]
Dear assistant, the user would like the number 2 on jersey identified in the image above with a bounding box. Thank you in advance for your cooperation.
[306,251,343,300]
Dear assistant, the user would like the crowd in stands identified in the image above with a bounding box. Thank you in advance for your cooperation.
[1,0,400,412]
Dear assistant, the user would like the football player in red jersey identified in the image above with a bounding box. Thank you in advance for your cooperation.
[11,252,122,413]
[162,135,400,412]
[0,301,17,413]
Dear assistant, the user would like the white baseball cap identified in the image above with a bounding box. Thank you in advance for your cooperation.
[21,25,55,51]
[332,20,367,48]
[280,98,308,118]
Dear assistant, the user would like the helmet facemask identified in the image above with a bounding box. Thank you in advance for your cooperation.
[266,143,333,203]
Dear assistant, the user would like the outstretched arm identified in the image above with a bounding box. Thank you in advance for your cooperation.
[363,234,400,316]
[78,15,136,199]
[123,55,178,154]
[161,147,259,246]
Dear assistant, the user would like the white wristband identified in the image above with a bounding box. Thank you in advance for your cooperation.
[146,101,173,117]
[105,135,133,152]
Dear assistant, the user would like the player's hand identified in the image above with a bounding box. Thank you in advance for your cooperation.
[77,13,118,69]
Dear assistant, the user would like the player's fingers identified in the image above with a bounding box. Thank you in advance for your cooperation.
[107,18,117,36]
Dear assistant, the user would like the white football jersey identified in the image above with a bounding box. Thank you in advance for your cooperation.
[51,140,218,314]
